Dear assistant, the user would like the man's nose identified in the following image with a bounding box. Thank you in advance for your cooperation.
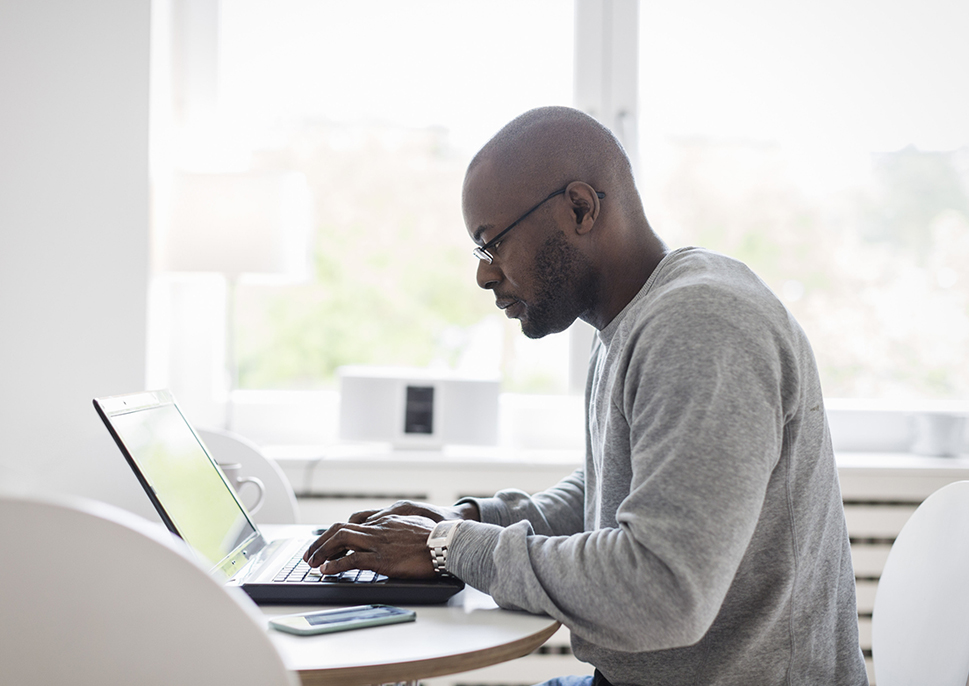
[476,259,501,290]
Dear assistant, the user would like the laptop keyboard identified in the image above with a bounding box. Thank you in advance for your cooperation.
[274,552,388,584]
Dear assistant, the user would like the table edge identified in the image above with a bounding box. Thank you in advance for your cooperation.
[294,619,561,686]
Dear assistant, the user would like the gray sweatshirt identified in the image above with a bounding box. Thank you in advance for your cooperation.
[449,248,868,685]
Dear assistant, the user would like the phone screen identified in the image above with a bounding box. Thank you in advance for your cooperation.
[270,604,416,635]
[306,605,408,626]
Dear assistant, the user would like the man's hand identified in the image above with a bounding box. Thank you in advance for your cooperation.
[347,499,480,525]
[303,514,439,578]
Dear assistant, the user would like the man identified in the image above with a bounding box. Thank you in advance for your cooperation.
[305,106,868,685]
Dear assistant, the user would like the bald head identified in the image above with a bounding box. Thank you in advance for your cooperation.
[465,106,636,211]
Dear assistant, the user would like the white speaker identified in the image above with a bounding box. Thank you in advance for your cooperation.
[338,366,500,449]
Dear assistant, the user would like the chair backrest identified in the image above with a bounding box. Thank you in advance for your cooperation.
[872,480,969,686]
[197,427,301,524]
[0,491,298,686]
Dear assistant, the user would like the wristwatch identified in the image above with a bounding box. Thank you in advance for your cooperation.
[427,519,462,576]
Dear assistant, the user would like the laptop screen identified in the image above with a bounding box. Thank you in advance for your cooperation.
[99,393,257,570]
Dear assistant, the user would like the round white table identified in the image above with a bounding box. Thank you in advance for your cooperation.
[260,587,560,686]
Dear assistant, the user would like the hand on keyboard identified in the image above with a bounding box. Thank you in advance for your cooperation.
[303,514,440,579]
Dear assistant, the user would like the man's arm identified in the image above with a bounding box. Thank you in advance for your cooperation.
[460,468,586,535]
[302,470,585,575]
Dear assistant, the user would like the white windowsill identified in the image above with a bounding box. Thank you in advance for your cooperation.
[227,391,968,474]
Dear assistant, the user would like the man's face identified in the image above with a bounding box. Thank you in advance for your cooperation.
[464,170,597,339]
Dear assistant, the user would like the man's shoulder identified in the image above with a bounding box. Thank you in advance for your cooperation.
[652,247,761,291]
[634,247,775,318]
[611,247,794,360]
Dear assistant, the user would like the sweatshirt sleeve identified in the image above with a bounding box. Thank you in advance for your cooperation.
[458,468,586,534]
[450,275,797,653]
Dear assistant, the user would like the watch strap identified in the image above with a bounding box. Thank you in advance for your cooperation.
[429,545,449,574]
[427,520,461,576]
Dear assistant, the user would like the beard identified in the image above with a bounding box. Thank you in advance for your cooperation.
[519,232,598,339]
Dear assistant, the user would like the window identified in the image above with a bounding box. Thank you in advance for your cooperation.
[153,0,576,402]
[151,0,968,447]
[639,0,969,401]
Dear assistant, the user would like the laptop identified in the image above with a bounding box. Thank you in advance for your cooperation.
[93,389,464,605]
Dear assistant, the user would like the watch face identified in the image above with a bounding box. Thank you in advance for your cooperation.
[430,519,459,543]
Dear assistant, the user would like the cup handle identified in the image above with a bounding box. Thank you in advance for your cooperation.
[237,476,266,515]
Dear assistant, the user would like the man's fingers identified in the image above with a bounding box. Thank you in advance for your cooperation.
[303,514,440,578]
[348,509,379,524]
[304,523,372,566]
[320,550,376,575]
[303,521,344,561]
[350,500,445,524]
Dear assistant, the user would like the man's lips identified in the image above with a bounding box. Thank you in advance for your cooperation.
[496,298,524,318]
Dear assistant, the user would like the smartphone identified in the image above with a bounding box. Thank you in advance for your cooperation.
[269,604,416,636]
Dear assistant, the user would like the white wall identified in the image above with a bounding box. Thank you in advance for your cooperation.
[0,0,158,518]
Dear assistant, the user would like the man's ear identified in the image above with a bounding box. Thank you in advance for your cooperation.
[565,181,601,235]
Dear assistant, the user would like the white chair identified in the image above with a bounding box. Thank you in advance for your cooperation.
[197,427,301,524]
[871,480,969,686]
[0,491,298,686]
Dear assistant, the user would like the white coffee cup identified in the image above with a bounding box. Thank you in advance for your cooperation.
[217,462,266,514]
[911,413,967,457]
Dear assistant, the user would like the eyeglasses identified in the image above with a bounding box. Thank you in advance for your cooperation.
[472,187,606,264]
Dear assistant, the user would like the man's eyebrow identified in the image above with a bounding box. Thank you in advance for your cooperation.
[472,224,494,245]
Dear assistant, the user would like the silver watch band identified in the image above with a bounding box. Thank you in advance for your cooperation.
[430,546,449,574]
[427,520,461,576]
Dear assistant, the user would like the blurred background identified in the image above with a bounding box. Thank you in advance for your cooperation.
[151,0,969,405]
